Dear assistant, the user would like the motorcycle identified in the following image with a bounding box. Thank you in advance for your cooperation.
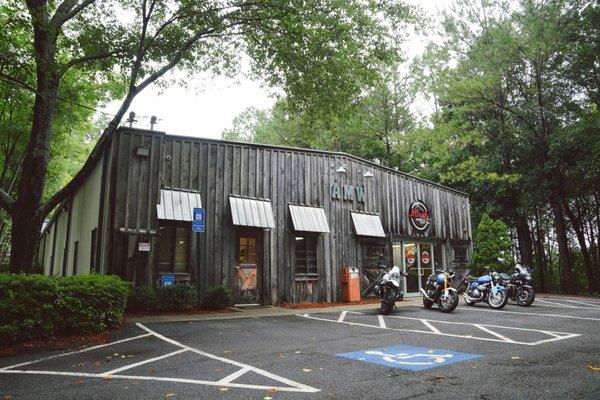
[373,262,409,315]
[419,270,460,313]
[499,263,535,307]
[462,268,508,309]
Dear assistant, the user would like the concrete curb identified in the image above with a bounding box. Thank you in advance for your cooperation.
[126,298,421,324]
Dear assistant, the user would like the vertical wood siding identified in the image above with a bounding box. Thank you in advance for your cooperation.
[108,128,472,303]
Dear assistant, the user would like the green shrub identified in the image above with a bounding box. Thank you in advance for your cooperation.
[200,285,232,310]
[155,284,198,312]
[0,273,131,344]
[127,286,158,312]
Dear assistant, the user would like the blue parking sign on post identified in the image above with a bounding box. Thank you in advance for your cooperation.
[192,207,205,233]
[161,274,175,287]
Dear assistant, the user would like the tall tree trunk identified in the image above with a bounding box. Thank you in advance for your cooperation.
[533,210,547,292]
[550,196,575,293]
[9,1,59,273]
[563,200,598,294]
[515,218,534,266]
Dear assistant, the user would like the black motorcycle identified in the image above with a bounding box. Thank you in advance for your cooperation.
[499,263,535,307]
[419,270,460,313]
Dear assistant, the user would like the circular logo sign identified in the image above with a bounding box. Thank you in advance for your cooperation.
[409,200,431,231]
[421,251,430,264]
[406,251,416,264]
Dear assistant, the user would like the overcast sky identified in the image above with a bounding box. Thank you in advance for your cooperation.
[100,0,451,139]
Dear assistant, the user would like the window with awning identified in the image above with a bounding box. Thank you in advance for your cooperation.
[351,211,386,238]
[156,189,202,221]
[229,196,275,229]
[289,204,330,233]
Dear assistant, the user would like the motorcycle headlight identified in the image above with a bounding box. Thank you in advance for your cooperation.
[390,272,400,281]
[524,273,531,281]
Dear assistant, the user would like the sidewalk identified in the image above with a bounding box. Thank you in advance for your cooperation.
[126,297,421,324]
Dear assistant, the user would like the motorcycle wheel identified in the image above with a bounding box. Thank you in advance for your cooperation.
[516,287,535,307]
[438,291,459,313]
[487,290,508,309]
[381,289,396,315]
[423,298,434,309]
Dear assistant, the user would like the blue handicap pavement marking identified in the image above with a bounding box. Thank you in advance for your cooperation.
[336,344,481,372]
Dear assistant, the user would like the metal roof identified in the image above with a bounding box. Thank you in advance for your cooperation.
[351,211,386,238]
[289,205,330,233]
[229,196,275,229]
[157,189,202,221]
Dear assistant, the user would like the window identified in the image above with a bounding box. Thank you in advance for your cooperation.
[238,236,257,264]
[72,241,79,275]
[295,235,318,277]
[453,246,468,261]
[159,224,189,272]
[90,228,97,271]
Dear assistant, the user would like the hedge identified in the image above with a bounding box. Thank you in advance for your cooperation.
[126,284,231,312]
[0,273,131,343]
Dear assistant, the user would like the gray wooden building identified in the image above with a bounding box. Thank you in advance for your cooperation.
[38,127,472,305]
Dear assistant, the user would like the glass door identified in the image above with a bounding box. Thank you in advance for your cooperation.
[403,243,419,293]
[419,243,434,290]
[234,231,261,304]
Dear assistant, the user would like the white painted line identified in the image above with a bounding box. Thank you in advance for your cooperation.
[420,319,441,334]
[297,313,580,346]
[217,367,250,384]
[473,324,515,343]
[535,299,579,308]
[561,299,600,308]
[0,333,152,371]
[461,306,600,322]
[136,323,319,393]
[103,348,188,375]
[378,315,387,329]
[338,311,347,323]
[0,369,314,393]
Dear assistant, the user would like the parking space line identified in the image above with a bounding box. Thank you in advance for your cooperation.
[473,324,515,343]
[560,299,600,308]
[0,333,152,371]
[135,323,319,393]
[420,319,441,334]
[217,367,250,384]
[378,315,387,328]
[338,311,347,322]
[297,312,580,346]
[536,299,579,308]
[461,306,600,322]
[103,348,188,375]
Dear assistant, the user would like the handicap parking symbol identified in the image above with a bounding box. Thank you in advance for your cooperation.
[336,344,481,372]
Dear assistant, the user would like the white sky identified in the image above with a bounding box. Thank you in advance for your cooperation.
[100,0,451,139]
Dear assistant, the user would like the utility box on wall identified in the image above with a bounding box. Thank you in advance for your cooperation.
[341,267,361,302]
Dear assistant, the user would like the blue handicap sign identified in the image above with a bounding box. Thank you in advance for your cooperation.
[192,207,205,233]
[161,274,175,287]
[336,344,481,372]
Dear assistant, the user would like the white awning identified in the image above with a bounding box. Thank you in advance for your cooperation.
[229,196,275,229]
[156,189,202,221]
[289,205,330,233]
[351,211,386,238]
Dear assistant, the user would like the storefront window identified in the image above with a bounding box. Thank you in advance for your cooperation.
[295,235,318,277]
[159,224,189,273]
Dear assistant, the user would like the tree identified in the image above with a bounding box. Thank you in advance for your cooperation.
[472,214,512,272]
[0,0,414,272]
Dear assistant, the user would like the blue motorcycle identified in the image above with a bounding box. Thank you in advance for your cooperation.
[462,269,508,309]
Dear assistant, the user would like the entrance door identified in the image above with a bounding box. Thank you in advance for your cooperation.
[403,242,435,293]
[234,231,261,304]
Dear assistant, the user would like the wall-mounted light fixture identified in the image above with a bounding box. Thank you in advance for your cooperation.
[336,165,347,174]
[363,170,374,178]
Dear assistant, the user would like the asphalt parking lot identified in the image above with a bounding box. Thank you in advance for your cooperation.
[1,296,599,400]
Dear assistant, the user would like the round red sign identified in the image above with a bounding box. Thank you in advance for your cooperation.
[409,200,431,231]
[406,251,416,264]
[421,251,430,264]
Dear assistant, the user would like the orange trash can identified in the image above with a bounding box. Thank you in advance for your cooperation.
[341,267,361,302]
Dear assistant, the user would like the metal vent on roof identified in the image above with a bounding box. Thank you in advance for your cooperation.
[289,205,330,233]
[229,196,275,229]
[156,189,202,221]
[351,211,386,238]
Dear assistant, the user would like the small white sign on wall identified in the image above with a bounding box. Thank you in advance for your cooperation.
[138,242,151,252]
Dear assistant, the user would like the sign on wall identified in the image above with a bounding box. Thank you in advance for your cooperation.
[193,207,205,233]
[138,242,150,252]
[409,200,431,231]
[331,183,366,203]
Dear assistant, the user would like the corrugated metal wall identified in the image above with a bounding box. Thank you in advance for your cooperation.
[108,128,472,304]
